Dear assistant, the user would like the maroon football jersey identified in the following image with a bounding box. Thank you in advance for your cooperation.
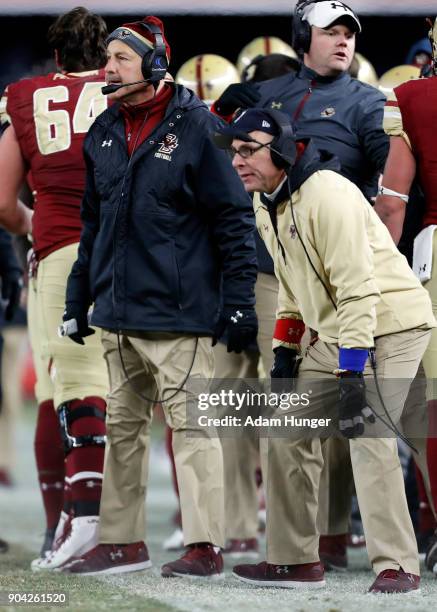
[393,77,437,228]
[2,70,107,260]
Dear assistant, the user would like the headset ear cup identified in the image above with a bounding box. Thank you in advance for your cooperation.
[301,21,312,54]
[141,51,152,80]
[293,18,312,55]
[137,22,168,82]
[270,149,288,170]
[270,134,297,170]
[292,0,313,55]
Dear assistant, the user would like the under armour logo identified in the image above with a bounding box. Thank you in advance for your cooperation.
[230,310,243,324]
[271,102,283,110]
[86,480,100,488]
[41,481,63,491]
[419,264,427,273]
[101,140,112,147]
[331,1,349,10]
[275,565,289,574]
[109,549,123,561]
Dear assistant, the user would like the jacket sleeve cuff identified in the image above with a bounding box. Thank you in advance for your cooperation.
[338,347,368,372]
[272,317,305,350]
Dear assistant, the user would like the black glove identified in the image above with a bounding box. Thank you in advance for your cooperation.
[338,371,375,439]
[270,346,301,393]
[1,269,23,321]
[61,302,95,345]
[271,346,301,379]
[212,306,258,353]
[214,82,261,116]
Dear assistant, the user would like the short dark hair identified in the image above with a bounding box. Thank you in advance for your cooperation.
[47,6,107,72]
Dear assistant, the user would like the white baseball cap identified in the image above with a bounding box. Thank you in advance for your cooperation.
[303,1,361,33]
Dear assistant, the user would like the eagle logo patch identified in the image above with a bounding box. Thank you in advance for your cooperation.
[321,107,336,118]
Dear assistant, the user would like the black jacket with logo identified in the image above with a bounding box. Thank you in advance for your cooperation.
[257,65,388,200]
[254,64,389,275]
[66,84,257,334]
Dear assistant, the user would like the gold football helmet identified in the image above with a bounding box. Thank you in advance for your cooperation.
[378,65,421,96]
[236,37,297,76]
[353,52,378,86]
[175,54,239,107]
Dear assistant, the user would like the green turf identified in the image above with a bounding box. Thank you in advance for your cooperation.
[0,545,176,611]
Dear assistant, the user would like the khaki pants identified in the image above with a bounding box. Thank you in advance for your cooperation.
[318,363,436,536]
[27,275,53,404]
[36,243,108,407]
[99,331,224,547]
[217,272,278,540]
[266,328,430,575]
[215,343,259,539]
[0,327,28,470]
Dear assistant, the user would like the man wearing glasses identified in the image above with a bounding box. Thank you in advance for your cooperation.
[214,108,435,593]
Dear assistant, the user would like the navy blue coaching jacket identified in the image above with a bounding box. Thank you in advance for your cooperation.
[66,84,257,335]
[257,64,389,200]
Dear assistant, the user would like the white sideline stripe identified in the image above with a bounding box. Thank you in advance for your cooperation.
[69,471,103,484]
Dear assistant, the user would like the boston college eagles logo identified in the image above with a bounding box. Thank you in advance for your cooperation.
[155,133,179,161]
[321,107,336,118]
[118,29,131,39]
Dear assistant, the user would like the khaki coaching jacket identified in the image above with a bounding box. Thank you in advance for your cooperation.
[254,168,435,351]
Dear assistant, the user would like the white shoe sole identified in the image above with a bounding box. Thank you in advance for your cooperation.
[165,571,225,580]
[66,560,152,576]
[368,588,421,595]
[30,557,49,571]
[232,573,326,589]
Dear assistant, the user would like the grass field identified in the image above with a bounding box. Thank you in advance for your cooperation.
[1,406,436,612]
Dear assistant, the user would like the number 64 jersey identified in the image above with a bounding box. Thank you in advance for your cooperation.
[0,69,107,260]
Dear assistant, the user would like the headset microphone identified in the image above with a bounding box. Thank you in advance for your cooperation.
[101,79,150,95]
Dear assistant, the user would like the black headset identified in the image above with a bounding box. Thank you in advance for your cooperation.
[292,0,355,56]
[292,0,319,55]
[260,109,297,170]
[136,21,169,83]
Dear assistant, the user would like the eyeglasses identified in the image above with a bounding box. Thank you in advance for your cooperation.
[229,141,270,159]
